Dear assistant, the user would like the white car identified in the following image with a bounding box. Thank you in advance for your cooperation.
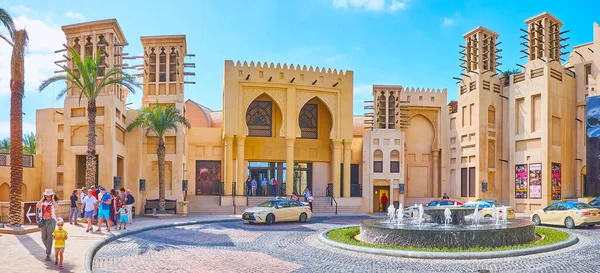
[242,199,313,224]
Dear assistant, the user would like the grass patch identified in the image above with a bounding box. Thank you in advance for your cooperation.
[326,226,570,252]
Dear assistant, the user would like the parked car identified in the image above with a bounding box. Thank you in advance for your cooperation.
[462,200,516,220]
[242,199,312,224]
[589,197,600,209]
[531,201,600,229]
[404,199,463,217]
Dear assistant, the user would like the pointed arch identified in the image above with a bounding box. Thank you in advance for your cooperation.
[296,96,334,139]
[408,113,436,149]
[243,92,284,137]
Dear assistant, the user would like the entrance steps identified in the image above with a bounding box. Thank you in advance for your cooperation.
[247,196,277,207]
[311,197,360,214]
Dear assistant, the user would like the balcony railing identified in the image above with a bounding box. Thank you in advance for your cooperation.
[0,153,34,168]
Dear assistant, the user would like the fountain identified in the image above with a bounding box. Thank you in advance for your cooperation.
[387,204,395,222]
[443,208,452,226]
[360,202,536,249]
[396,203,404,225]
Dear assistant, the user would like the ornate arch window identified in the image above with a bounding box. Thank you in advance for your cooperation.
[84,36,93,57]
[488,105,495,127]
[159,47,167,82]
[373,149,383,173]
[246,100,273,137]
[299,103,318,139]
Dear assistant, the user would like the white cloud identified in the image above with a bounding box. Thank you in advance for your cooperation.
[443,18,454,26]
[331,0,408,13]
[354,46,363,51]
[442,13,463,27]
[65,11,85,20]
[0,15,66,96]
[0,122,36,139]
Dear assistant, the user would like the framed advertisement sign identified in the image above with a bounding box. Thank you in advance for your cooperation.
[529,164,542,199]
[515,164,528,199]
[551,163,561,200]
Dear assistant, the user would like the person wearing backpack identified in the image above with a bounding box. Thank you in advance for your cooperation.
[124,189,135,224]
[271,178,278,196]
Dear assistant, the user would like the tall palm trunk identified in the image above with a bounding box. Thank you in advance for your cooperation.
[157,137,166,213]
[8,30,27,226]
[85,100,97,188]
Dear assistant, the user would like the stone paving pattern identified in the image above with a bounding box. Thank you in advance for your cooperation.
[93,217,600,273]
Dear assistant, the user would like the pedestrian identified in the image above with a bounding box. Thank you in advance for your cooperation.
[90,185,97,198]
[307,193,314,211]
[118,204,128,230]
[261,177,268,196]
[120,188,127,204]
[69,189,79,225]
[251,177,257,196]
[271,177,278,196]
[303,187,311,202]
[96,187,112,232]
[79,187,87,218]
[109,189,120,226]
[82,189,97,232]
[442,193,449,200]
[291,193,298,201]
[36,189,58,261]
[245,177,252,196]
[124,189,135,224]
[381,193,388,212]
[52,217,68,269]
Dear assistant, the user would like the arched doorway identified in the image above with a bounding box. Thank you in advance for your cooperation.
[405,114,435,198]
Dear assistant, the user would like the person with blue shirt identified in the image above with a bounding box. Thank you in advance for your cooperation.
[96,187,112,232]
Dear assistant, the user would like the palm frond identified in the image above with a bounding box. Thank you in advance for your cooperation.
[126,102,190,140]
[0,8,15,41]
[0,137,9,152]
[22,132,36,154]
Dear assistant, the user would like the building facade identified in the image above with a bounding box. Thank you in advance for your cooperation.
[1,12,599,215]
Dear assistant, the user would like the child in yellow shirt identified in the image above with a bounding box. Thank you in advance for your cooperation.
[52,217,68,269]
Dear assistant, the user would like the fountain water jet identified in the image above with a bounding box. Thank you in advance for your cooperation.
[472,204,481,226]
[502,205,508,223]
[396,203,404,225]
[443,208,452,226]
[388,204,395,223]
[417,204,424,226]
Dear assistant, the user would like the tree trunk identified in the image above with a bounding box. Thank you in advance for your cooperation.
[85,100,97,188]
[157,137,166,213]
[8,30,27,227]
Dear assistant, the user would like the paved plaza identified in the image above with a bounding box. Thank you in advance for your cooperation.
[92,216,600,273]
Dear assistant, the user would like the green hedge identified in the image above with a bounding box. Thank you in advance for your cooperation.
[326,226,570,252]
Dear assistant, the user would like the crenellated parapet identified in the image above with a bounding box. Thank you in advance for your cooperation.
[225,60,353,90]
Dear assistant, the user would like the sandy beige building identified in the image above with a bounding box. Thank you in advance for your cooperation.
[1,12,599,218]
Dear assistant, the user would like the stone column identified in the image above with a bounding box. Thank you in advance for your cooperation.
[236,135,246,195]
[432,149,440,198]
[332,139,343,198]
[224,135,234,195]
[286,138,295,195]
[343,139,352,197]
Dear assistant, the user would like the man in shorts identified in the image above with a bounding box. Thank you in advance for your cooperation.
[96,188,112,232]
[82,189,97,232]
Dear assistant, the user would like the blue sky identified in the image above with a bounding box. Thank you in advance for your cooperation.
[0,0,598,138]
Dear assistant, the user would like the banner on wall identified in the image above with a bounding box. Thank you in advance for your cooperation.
[195,160,222,195]
[515,164,528,199]
[529,163,542,199]
[551,163,562,200]
[586,96,600,197]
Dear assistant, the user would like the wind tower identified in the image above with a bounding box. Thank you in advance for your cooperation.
[136,35,196,201]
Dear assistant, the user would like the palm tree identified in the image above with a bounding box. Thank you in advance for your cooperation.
[501,68,521,86]
[0,138,8,153]
[39,47,138,188]
[126,103,190,213]
[22,132,35,154]
[0,8,15,44]
[7,29,28,227]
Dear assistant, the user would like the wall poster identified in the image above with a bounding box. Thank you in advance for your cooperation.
[515,164,528,199]
[195,160,222,195]
[551,163,561,200]
[529,163,542,199]
[586,96,600,197]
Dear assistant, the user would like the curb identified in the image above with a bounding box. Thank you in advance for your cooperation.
[318,226,579,260]
[85,218,239,273]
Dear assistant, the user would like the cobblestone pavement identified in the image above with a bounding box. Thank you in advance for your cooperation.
[93,217,600,273]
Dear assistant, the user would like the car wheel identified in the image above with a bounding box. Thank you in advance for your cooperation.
[532,215,541,226]
[484,214,492,218]
[299,212,307,223]
[266,214,275,225]
[564,217,575,229]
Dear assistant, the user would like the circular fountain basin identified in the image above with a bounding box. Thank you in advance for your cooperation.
[360,219,536,249]
[423,207,476,224]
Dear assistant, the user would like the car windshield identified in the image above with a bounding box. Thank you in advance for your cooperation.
[571,202,592,209]
[463,202,489,208]
[483,200,504,206]
[257,201,279,208]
